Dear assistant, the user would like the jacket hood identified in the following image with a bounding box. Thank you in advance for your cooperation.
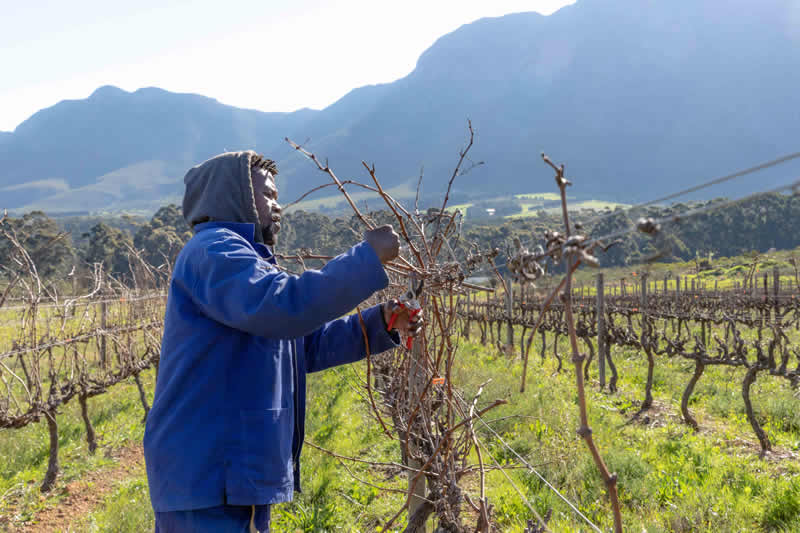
[182,151,263,242]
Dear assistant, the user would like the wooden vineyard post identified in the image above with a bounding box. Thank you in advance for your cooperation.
[641,273,655,410]
[597,273,606,389]
[763,272,772,324]
[774,266,780,301]
[71,262,78,314]
[100,300,108,367]
[99,273,108,369]
[505,273,514,349]
[408,314,428,530]
[641,274,648,313]
[464,292,468,339]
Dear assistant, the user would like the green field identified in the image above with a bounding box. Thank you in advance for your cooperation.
[446,193,628,220]
[514,193,562,201]
[1,317,798,531]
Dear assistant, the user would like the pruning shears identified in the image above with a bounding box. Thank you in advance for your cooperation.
[387,275,424,350]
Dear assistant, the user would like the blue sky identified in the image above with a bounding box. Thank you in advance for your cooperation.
[0,0,574,132]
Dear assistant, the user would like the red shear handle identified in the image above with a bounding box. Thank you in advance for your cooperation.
[404,308,423,349]
[386,302,407,331]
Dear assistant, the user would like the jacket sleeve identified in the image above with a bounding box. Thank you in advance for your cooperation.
[189,231,390,339]
[304,304,400,373]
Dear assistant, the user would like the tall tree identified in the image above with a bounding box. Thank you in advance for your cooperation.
[133,204,192,267]
[0,211,74,279]
[82,222,134,278]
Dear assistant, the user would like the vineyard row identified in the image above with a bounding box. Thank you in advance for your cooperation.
[458,272,800,455]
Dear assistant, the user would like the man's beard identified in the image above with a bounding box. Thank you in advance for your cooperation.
[262,222,278,246]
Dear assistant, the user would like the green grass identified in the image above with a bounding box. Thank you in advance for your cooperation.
[461,330,800,532]
[79,474,154,532]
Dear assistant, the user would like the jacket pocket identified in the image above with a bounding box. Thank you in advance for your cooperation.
[238,408,293,488]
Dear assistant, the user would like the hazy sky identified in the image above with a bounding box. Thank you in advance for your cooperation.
[0,0,574,132]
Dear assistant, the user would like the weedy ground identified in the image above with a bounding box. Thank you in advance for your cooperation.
[1,322,798,532]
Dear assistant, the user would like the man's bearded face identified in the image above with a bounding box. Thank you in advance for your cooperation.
[251,166,282,246]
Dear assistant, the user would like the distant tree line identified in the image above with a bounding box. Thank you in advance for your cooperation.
[2,193,800,285]
[462,193,800,269]
[0,205,190,285]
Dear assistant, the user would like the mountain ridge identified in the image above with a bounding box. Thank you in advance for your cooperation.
[2,0,799,214]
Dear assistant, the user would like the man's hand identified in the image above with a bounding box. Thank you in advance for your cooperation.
[364,225,400,264]
[383,299,423,338]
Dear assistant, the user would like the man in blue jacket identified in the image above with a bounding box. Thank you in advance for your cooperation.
[144,151,420,532]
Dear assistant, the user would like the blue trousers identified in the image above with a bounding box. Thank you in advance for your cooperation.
[154,504,270,533]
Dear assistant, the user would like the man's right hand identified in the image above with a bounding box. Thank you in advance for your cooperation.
[364,225,400,264]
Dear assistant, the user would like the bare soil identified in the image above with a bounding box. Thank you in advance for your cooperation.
[6,444,144,532]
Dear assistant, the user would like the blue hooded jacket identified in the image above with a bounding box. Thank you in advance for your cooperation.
[143,152,399,512]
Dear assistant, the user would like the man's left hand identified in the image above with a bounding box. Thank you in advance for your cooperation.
[382,299,424,338]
